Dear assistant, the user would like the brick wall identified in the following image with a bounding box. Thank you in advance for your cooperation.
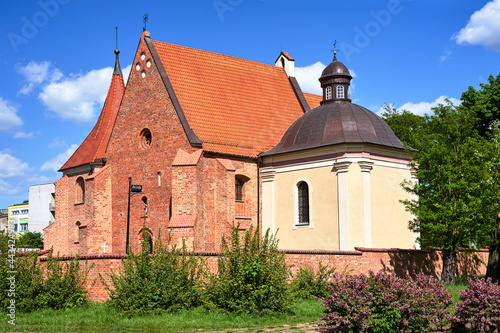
[41,248,488,302]
[106,33,197,255]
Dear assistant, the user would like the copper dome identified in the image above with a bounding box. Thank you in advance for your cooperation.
[261,102,406,156]
[320,57,352,81]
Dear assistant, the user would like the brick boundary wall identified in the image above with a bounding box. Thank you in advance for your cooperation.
[36,248,489,302]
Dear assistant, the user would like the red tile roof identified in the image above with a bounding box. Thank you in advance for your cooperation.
[59,61,125,171]
[151,40,307,157]
[303,92,323,109]
[172,149,202,166]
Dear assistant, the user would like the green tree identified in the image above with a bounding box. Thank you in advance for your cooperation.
[400,102,500,283]
[17,231,43,249]
[461,73,500,138]
[461,73,500,283]
[381,104,427,149]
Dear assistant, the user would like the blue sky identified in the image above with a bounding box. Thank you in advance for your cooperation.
[0,0,499,209]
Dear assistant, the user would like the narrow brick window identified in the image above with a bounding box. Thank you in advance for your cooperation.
[235,176,249,217]
[235,178,244,202]
[142,196,148,217]
[157,172,161,186]
[75,177,85,204]
[297,181,309,225]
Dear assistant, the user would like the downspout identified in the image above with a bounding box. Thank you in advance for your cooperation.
[257,157,261,238]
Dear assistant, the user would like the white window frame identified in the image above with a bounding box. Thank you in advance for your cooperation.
[336,85,344,99]
[293,178,314,229]
[326,86,332,100]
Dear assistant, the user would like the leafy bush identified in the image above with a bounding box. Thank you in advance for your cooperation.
[290,262,335,299]
[104,236,205,316]
[0,249,89,312]
[319,271,453,333]
[204,225,291,314]
[452,277,500,333]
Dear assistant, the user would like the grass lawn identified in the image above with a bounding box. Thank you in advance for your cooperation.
[0,298,324,332]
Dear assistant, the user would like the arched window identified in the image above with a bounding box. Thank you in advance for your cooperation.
[75,177,85,204]
[326,86,332,100]
[336,85,344,99]
[297,181,309,225]
[140,228,153,254]
[235,178,244,202]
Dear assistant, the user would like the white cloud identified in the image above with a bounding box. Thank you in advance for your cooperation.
[0,179,23,196]
[39,68,113,124]
[377,96,461,116]
[440,49,452,62]
[38,64,131,125]
[454,0,500,51]
[0,98,23,132]
[14,131,35,139]
[295,62,326,95]
[17,61,62,95]
[40,144,78,172]
[0,152,31,179]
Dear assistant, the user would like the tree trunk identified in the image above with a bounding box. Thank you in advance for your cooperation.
[442,250,457,284]
[486,245,500,283]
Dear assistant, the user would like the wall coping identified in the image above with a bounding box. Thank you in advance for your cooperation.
[35,247,490,261]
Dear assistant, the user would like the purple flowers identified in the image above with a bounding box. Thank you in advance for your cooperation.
[318,271,453,333]
[452,277,500,333]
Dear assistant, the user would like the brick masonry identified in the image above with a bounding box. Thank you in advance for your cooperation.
[38,248,489,302]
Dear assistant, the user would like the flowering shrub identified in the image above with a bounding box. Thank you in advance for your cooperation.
[452,277,500,333]
[318,271,453,333]
[290,262,336,299]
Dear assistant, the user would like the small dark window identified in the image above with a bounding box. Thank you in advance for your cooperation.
[142,196,148,217]
[76,177,85,204]
[297,181,309,225]
[235,178,244,202]
[139,128,152,148]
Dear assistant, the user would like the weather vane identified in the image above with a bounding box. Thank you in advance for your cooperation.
[115,26,118,50]
[143,13,149,31]
[331,40,339,59]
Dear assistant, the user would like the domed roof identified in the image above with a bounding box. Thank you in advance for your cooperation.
[320,56,352,80]
[261,102,406,156]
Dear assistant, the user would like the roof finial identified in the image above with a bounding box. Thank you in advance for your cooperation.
[331,40,339,61]
[143,13,149,31]
[113,26,122,75]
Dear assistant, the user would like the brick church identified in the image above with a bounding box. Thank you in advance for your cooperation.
[44,30,416,255]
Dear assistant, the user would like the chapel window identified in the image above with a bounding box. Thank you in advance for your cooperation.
[297,181,310,225]
[326,86,332,100]
[75,177,85,204]
[336,85,344,99]
[235,178,244,202]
